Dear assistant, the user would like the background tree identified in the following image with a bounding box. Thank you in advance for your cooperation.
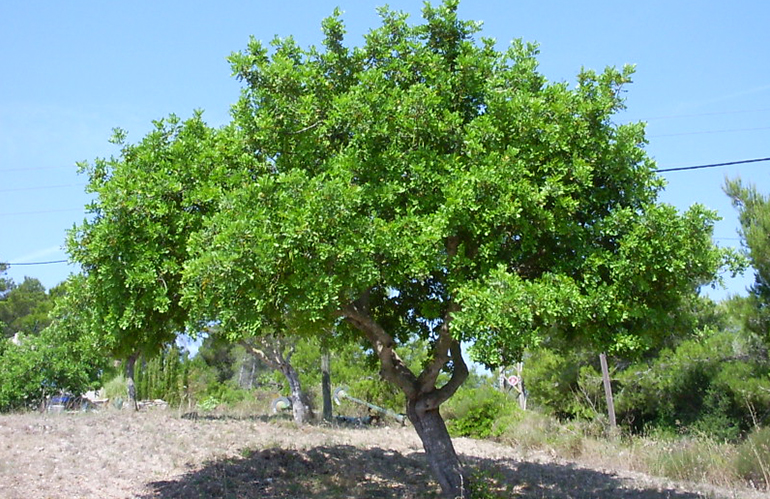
[0,263,10,298]
[725,178,770,340]
[181,2,729,496]
[66,113,252,409]
[0,276,107,411]
[0,277,54,339]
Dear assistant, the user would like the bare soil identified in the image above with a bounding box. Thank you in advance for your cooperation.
[0,409,765,499]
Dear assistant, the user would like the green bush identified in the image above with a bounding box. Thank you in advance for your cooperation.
[615,329,770,438]
[443,385,521,439]
[102,374,127,401]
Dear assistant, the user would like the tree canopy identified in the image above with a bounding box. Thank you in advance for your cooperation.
[67,2,731,496]
[0,277,54,339]
[725,177,770,340]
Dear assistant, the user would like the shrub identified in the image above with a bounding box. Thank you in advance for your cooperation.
[102,374,127,402]
[443,385,521,439]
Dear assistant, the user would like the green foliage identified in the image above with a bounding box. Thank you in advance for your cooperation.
[102,374,127,402]
[443,384,521,439]
[522,348,602,420]
[0,277,54,338]
[0,277,110,412]
[196,395,220,412]
[134,345,189,406]
[66,113,252,363]
[725,178,770,342]
[0,325,106,412]
[614,327,770,439]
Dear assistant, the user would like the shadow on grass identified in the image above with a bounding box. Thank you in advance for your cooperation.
[140,445,713,499]
[140,445,439,499]
[464,455,713,499]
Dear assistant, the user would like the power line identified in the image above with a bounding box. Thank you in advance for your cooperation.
[0,183,86,194]
[0,208,85,217]
[644,107,770,121]
[2,260,69,266]
[655,157,770,173]
[649,126,770,138]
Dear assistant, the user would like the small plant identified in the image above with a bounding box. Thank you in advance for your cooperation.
[444,385,521,439]
[467,469,509,499]
[197,396,220,412]
[102,374,128,402]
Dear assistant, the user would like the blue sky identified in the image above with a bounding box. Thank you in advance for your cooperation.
[2,0,769,301]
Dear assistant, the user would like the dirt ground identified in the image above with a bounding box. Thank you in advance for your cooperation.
[0,409,766,499]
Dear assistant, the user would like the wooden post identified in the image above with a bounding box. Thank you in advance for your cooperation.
[599,352,617,431]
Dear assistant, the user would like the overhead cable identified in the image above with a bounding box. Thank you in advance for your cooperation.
[655,157,770,173]
[2,260,68,266]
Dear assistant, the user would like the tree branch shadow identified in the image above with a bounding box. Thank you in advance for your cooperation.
[139,445,441,499]
[463,455,713,499]
[139,445,715,499]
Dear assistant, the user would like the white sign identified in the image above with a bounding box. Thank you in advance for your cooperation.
[507,375,520,386]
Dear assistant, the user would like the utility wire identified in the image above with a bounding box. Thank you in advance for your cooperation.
[649,126,770,138]
[2,260,69,266]
[644,107,770,121]
[0,183,86,194]
[655,157,770,173]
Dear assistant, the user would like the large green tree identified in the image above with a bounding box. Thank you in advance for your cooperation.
[178,2,727,495]
[66,113,250,409]
[725,177,770,340]
[0,277,54,339]
[0,276,107,411]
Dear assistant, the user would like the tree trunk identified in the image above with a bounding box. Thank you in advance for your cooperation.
[321,351,333,422]
[282,362,314,425]
[407,397,470,499]
[126,352,139,411]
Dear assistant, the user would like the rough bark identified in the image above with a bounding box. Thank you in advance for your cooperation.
[342,287,471,499]
[125,352,139,411]
[321,351,333,422]
[281,360,314,425]
[240,338,314,425]
[407,398,470,499]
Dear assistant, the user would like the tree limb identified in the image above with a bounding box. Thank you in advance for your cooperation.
[341,302,419,398]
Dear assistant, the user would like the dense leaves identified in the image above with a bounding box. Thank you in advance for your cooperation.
[0,277,107,411]
[0,277,55,339]
[725,178,770,340]
[62,2,734,496]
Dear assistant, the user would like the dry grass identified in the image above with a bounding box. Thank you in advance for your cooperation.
[0,408,767,499]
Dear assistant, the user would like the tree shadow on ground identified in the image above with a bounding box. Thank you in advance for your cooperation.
[464,455,711,499]
[139,445,713,499]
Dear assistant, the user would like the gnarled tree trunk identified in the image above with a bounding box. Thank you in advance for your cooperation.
[281,359,314,424]
[321,351,333,422]
[407,397,468,497]
[125,352,139,411]
[342,282,471,499]
[241,337,314,425]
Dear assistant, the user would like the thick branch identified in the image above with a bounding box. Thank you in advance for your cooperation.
[420,340,469,411]
[240,338,283,371]
[342,303,419,398]
[417,301,459,392]
[417,235,461,392]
